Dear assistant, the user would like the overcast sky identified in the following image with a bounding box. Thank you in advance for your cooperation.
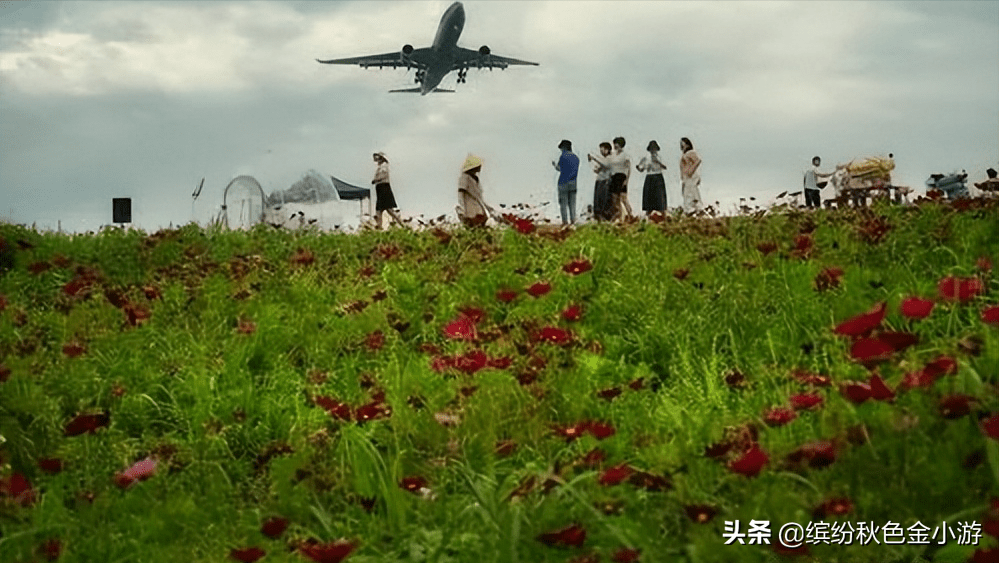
[2,0,997,232]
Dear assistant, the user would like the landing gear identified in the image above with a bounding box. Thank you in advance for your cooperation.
[457,68,467,84]
[414,69,425,84]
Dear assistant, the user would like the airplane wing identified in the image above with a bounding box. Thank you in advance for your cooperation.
[453,47,538,70]
[317,47,433,69]
[389,87,455,93]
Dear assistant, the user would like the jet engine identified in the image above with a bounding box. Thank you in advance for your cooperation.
[478,45,490,56]
[400,44,414,66]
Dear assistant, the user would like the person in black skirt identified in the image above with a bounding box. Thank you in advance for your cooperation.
[637,140,667,218]
[372,152,404,229]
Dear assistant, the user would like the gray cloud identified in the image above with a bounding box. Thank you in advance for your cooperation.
[1,1,996,232]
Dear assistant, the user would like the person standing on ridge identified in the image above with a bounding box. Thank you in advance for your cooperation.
[606,136,634,221]
[587,142,614,221]
[457,154,493,227]
[679,137,702,213]
[637,140,667,218]
[371,152,405,229]
[552,139,580,225]
[803,156,834,210]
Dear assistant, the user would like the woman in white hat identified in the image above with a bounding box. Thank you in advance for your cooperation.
[457,154,494,227]
[372,152,404,229]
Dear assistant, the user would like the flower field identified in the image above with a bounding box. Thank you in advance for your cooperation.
[1,199,997,563]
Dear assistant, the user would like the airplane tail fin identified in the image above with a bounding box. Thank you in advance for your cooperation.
[388,87,455,94]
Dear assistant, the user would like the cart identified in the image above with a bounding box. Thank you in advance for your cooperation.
[831,154,911,207]
[926,171,969,200]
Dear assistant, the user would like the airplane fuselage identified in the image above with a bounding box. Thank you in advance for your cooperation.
[421,2,465,94]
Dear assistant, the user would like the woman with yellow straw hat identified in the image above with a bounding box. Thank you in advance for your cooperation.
[457,154,494,227]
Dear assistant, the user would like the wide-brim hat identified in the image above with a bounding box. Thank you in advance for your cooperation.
[558,139,572,150]
[647,141,660,152]
[462,154,483,173]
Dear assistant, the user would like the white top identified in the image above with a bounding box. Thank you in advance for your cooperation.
[373,162,390,184]
[803,164,830,190]
[605,150,631,176]
[637,152,667,174]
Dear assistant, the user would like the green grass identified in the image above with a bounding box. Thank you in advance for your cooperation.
[1,199,997,563]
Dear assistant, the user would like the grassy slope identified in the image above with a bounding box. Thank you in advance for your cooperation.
[1,201,997,563]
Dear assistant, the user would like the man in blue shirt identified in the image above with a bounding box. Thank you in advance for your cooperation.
[552,139,580,224]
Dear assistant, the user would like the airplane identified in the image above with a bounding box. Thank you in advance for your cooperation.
[316,1,538,94]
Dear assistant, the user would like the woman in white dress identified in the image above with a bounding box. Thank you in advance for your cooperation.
[679,137,702,213]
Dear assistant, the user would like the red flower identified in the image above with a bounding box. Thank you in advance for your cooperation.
[553,423,587,442]
[900,296,934,320]
[977,256,994,272]
[840,382,872,404]
[124,303,151,327]
[563,259,593,275]
[261,516,290,538]
[729,443,768,477]
[924,355,958,378]
[791,370,831,387]
[487,356,512,369]
[29,261,52,275]
[611,548,641,562]
[38,458,64,474]
[628,377,645,390]
[672,268,690,280]
[458,307,486,324]
[0,293,6,312]
[495,440,518,457]
[562,304,583,322]
[868,373,896,401]
[237,318,256,334]
[684,504,718,523]
[229,547,266,563]
[354,401,391,423]
[456,350,488,374]
[0,363,10,383]
[534,326,572,346]
[814,267,844,291]
[298,540,358,563]
[290,247,315,266]
[510,216,536,235]
[314,396,352,421]
[833,302,887,337]
[763,407,797,427]
[790,392,824,411]
[628,471,671,491]
[598,464,633,486]
[787,440,837,469]
[142,285,162,300]
[0,472,36,506]
[982,413,999,440]
[849,337,895,365]
[579,448,607,467]
[938,275,984,303]
[756,241,778,255]
[443,315,477,341]
[64,412,110,436]
[939,394,976,419]
[537,523,587,548]
[876,331,919,352]
[586,420,616,440]
[365,330,384,351]
[114,458,157,489]
[399,476,428,493]
[40,538,61,561]
[526,281,552,297]
[496,288,518,303]
[972,548,999,563]
[62,341,86,358]
[793,234,813,255]
[813,497,853,519]
[983,305,999,326]
[597,386,623,401]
